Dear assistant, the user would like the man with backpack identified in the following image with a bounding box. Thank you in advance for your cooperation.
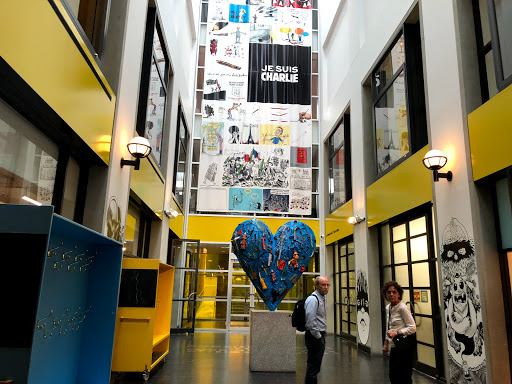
[304,276,329,384]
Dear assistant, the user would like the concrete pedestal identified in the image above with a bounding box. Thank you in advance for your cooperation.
[249,309,296,372]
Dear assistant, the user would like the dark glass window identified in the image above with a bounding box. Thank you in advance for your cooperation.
[61,0,110,62]
[136,8,169,167]
[473,0,512,102]
[173,106,189,208]
[372,24,427,178]
[328,115,351,212]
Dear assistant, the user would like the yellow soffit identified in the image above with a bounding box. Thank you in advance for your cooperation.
[468,83,512,181]
[168,192,184,238]
[187,216,320,243]
[122,257,160,270]
[325,200,353,245]
[0,0,115,165]
[130,156,165,220]
[366,146,432,227]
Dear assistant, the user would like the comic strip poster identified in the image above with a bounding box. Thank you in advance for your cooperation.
[197,0,312,214]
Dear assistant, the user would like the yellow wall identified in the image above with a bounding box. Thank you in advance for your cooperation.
[468,84,512,181]
[130,156,165,220]
[0,0,115,164]
[366,146,432,227]
[325,200,353,245]
[188,216,320,243]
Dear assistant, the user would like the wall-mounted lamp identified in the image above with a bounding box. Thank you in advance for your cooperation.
[164,209,179,219]
[422,149,453,182]
[348,215,365,225]
[120,137,152,170]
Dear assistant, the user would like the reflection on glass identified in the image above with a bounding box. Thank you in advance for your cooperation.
[330,151,346,210]
[375,72,409,174]
[478,0,491,45]
[153,26,166,77]
[0,100,59,206]
[342,320,348,333]
[411,236,428,261]
[495,0,512,78]
[412,262,430,287]
[231,286,250,300]
[416,316,434,345]
[394,241,407,264]
[485,52,498,99]
[197,272,228,299]
[395,265,409,288]
[409,216,426,237]
[145,58,165,165]
[61,156,79,220]
[417,344,436,368]
[373,34,405,95]
[195,300,227,330]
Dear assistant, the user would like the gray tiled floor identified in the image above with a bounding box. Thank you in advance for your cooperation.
[114,332,444,384]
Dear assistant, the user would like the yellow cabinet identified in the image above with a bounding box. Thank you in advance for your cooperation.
[111,259,174,380]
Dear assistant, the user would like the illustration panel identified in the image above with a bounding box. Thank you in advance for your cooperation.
[288,190,310,215]
[263,189,289,212]
[260,123,290,145]
[290,146,311,167]
[440,218,486,383]
[222,146,290,188]
[229,187,263,211]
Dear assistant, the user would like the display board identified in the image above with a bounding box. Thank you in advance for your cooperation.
[197,0,313,215]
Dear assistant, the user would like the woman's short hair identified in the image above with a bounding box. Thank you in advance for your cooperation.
[381,281,403,300]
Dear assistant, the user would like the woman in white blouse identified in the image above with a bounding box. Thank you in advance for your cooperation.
[382,281,417,384]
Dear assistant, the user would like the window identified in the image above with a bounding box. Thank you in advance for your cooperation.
[62,0,110,62]
[473,0,512,102]
[0,98,88,222]
[173,105,189,208]
[136,7,169,167]
[372,24,427,177]
[123,198,152,258]
[328,114,351,212]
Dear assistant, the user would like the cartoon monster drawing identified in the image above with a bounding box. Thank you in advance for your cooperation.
[441,218,485,383]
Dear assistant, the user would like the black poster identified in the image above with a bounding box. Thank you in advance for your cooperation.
[248,43,311,105]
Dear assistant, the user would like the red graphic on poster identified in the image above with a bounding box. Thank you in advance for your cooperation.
[336,149,345,165]
[297,148,307,163]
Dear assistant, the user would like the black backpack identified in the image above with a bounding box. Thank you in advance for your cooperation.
[291,294,318,332]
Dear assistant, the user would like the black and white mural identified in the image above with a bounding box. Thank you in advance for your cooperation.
[356,269,370,345]
[441,218,486,383]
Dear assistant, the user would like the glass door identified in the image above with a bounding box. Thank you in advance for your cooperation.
[227,253,256,331]
[335,240,356,342]
[169,239,200,334]
[380,206,444,379]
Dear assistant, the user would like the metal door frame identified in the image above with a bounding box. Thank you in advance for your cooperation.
[226,252,255,331]
[169,238,200,334]
[381,204,444,379]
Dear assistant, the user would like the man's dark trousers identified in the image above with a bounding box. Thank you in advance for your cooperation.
[305,330,325,384]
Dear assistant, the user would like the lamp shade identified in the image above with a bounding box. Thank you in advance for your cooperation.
[423,149,448,170]
[127,136,151,158]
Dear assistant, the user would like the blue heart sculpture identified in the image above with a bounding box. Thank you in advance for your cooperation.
[231,219,316,311]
